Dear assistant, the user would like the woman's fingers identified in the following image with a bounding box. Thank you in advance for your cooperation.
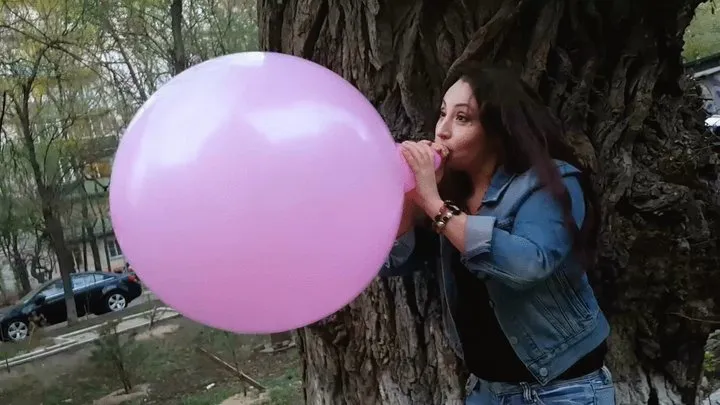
[419,140,450,161]
[401,141,433,173]
[434,144,450,160]
[400,142,421,172]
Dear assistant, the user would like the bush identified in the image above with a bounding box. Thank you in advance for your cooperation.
[90,320,148,394]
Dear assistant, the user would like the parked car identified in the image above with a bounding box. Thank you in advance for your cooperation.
[707,114,720,135]
[0,271,143,342]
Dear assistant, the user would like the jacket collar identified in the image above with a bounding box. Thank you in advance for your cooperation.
[482,166,516,204]
[481,159,581,205]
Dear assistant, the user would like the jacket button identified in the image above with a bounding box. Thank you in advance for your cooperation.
[509,336,518,345]
[539,368,548,377]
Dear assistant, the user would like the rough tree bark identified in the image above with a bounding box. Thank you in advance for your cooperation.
[258,1,720,404]
[170,0,187,75]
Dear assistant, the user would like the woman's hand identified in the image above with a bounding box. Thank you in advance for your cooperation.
[417,140,450,182]
[400,141,448,215]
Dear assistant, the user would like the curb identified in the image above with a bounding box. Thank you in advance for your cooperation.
[3,307,180,369]
[58,307,175,339]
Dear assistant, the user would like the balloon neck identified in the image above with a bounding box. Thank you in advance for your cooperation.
[396,143,442,169]
[432,151,441,169]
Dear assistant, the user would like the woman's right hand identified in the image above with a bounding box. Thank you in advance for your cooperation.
[396,140,447,237]
[417,140,450,183]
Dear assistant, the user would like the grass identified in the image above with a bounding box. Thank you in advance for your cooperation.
[0,317,302,405]
[178,387,239,405]
[0,297,161,368]
[0,328,54,360]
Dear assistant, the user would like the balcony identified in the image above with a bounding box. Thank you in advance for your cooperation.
[64,215,115,245]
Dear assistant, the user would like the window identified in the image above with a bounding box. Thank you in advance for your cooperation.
[96,273,114,281]
[71,246,83,269]
[107,238,123,258]
[83,158,113,179]
[39,281,64,299]
[58,158,78,183]
[71,274,96,290]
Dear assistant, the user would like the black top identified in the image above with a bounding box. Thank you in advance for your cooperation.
[450,250,606,383]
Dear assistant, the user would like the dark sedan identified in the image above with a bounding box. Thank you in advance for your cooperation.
[0,271,143,342]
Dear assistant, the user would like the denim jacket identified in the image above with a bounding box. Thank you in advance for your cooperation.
[379,160,610,386]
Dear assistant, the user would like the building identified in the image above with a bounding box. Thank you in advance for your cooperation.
[686,51,720,115]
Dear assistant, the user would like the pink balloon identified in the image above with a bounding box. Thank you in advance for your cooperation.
[109,52,405,334]
[397,144,442,193]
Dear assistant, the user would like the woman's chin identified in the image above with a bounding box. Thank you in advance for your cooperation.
[446,160,465,172]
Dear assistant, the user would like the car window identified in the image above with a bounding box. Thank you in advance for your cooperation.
[95,273,114,281]
[18,281,51,304]
[72,274,97,289]
[38,280,64,299]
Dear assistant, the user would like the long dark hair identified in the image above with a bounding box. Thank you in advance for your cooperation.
[438,62,600,266]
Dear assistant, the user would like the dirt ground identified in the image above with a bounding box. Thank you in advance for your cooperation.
[0,317,302,405]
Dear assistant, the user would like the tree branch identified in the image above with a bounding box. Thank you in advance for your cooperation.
[0,23,105,81]
[667,312,720,325]
[447,0,527,74]
[0,92,7,139]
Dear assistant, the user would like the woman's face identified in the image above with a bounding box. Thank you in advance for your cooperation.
[434,79,491,171]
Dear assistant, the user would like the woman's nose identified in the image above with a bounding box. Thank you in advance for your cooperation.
[436,128,451,141]
[436,119,451,140]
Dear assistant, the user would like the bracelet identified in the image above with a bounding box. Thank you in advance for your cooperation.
[432,201,462,233]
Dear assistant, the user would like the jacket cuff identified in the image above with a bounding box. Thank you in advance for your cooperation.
[463,216,496,258]
[387,229,415,266]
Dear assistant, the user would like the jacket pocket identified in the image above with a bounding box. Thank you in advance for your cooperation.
[554,269,593,320]
[531,274,593,339]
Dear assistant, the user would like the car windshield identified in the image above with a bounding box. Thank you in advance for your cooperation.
[17,279,55,304]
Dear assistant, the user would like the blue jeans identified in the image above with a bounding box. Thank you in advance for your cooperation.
[466,367,616,404]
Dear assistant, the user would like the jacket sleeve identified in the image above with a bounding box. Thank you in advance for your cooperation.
[378,227,434,277]
[460,175,586,290]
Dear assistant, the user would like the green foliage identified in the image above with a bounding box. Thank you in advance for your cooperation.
[266,367,302,405]
[90,320,149,394]
[704,351,717,374]
[177,387,238,405]
[1,0,259,293]
[684,0,720,62]
[706,331,720,378]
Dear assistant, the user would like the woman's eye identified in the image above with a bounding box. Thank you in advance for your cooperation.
[456,115,468,123]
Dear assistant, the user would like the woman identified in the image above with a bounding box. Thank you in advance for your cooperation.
[381,63,615,404]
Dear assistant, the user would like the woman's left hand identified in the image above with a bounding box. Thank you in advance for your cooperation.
[400,141,444,214]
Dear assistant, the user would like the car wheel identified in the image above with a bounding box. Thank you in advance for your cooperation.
[5,320,30,342]
[105,291,128,312]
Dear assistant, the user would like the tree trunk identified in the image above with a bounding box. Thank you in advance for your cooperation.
[81,231,89,272]
[89,230,102,272]
[100,216,112,271]
[170,0,187,75]
[9,236,31,295]
[82,198,102,272]
[258,1,720,404]
[0,234,32,295]
[16,84,78,325]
